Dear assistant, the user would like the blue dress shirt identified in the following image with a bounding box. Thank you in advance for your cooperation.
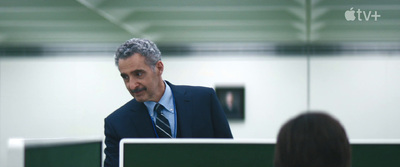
[144,81,177,138]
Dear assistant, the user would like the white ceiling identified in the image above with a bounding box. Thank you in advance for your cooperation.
[0,0,399,46]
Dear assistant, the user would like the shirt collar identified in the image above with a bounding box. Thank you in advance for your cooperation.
[144,81,175,115]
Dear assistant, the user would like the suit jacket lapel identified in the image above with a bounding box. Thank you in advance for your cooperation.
[167,81,193,137]
[129,100,157,137]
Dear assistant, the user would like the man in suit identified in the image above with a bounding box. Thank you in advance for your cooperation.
[104,38,233,167]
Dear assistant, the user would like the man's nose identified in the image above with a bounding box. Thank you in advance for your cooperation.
[127,79,139,90]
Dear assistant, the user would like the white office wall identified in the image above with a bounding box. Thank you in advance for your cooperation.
[0,55,129,167]
[309,54,400,140]
[0,54,307,166]
[2,52,400,166]
[162,55,308,139]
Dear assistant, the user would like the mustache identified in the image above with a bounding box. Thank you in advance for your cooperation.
[130,87,147,93]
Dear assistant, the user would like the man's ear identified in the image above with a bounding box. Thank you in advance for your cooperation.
[156,61,164,75]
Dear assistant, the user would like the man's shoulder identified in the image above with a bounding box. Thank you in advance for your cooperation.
[168,81,213,91]
[171,83,214,94]
[105,99,139,121]
[175,84,212,90]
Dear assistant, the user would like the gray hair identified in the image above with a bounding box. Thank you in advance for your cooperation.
[114,38,161,69]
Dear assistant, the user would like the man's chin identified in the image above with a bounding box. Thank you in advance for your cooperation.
[132,94,147,102]
[134,97,146,102]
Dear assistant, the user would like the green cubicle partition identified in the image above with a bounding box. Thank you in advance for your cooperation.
[11,138,399,167]
[352,143,400,167]
[120,139,275,167]
[25,141,102,167]
[8,137,102,167]
[120,139,400,167]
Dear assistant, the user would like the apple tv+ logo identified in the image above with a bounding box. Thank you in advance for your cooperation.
[345,7,381,21]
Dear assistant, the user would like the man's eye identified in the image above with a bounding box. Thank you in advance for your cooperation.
[121,75,128,80]
[136,72,143,77]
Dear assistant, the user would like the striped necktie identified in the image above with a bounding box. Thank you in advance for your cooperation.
[154,103,172,138]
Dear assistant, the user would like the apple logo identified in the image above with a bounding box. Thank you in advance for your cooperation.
[345,7,356,21]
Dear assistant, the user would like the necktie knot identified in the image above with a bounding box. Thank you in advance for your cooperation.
[154,103,164,115]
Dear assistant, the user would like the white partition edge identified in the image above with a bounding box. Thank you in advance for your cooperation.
[22,136,103,147]
[120,138,276,145]
[8,138,24,167]
[350,139,400,144]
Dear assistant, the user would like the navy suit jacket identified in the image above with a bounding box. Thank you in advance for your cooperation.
[104,81,233,167]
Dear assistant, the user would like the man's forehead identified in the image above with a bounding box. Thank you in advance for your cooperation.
[118,57,150,73]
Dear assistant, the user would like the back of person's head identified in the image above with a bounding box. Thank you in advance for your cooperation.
[274,112,351,167]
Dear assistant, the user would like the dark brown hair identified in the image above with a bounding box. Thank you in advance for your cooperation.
[274,112,351,167]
